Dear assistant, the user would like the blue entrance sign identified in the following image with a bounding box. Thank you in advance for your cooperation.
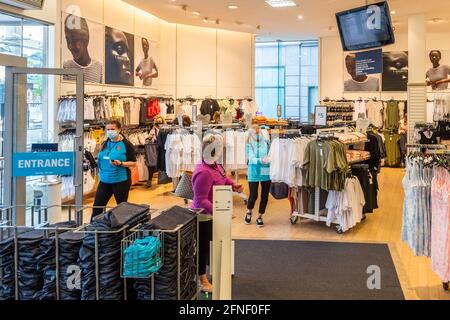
[13,152,74,177]
[355,48,382,75]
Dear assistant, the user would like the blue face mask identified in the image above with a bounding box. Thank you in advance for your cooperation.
[107,130,119,140]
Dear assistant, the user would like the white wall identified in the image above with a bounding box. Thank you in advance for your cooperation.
[49,0,253,99]
[319,32,450,101]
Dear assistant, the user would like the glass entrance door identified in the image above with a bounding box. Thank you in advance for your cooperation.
[4,67,84,226]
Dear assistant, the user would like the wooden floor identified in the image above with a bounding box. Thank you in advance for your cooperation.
[84,167,450,300]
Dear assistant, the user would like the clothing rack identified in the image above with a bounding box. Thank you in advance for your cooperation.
[291,130,371,234]
[406,144,446,150]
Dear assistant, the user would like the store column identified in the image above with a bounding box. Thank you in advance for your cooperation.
[407,14,427,144]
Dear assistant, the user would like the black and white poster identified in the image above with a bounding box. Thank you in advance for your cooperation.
[62,13,104,83]
[134,36,159,88]
[382,51,409,92]
[426,50,450,91]
[105,26,134,86]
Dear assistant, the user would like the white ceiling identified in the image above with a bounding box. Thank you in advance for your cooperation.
[124,0,450,40]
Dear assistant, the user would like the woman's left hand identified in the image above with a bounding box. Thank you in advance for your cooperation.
[110,160,122,167]
[233,184,244,193]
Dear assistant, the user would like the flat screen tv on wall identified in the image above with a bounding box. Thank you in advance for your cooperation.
[336,1,395,52]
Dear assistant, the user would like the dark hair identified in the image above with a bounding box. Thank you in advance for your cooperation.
[105,120,122,129]
[430,50,442,57]
[173,115,192,127]
[142,37,149,44]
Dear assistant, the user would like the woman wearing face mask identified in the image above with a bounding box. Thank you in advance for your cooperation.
[244,125,271,228]
[191,134,243,293]
[92,120,137,219]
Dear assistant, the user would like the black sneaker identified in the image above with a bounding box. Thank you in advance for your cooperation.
[244,212,252,225]
[256,217,264,228]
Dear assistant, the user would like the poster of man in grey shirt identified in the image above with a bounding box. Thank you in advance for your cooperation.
[344,54,380,92]
[426,50,450,91]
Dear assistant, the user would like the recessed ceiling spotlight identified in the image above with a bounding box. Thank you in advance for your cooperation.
[203,17,208,23]
[192,11,200,16]
[297,15,303,20]
[236,21,244,25]
[391,10,396,15]
[256,25,262,30]
[216,19,220,24]
[265,0,297,8]
[228,5,239,9]
[429,18,445,23]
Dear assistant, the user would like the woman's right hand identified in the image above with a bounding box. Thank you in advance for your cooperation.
[232,184,244,193]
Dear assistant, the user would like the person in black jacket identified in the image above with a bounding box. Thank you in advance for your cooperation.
[200,99,220,118]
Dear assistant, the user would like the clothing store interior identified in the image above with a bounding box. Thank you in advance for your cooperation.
[0,0,450,302]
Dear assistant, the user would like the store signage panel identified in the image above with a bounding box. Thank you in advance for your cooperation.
[355,49,382,75]
[13,152,74,177]
[315,106,327,126]
[31,143,59,152]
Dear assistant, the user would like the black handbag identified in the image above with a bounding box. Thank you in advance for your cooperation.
[157,171,172,185]
[174,173,194,200]
[270,182,289,200]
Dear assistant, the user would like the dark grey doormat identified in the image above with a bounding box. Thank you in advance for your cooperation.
[232,240,405,300]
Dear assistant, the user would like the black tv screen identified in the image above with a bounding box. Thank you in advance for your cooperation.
[336,1,395,51]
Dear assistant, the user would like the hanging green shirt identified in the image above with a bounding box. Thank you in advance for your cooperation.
[385,101,400,130]
[384,133,402,167]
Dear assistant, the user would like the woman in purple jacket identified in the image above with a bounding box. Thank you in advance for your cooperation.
[192,134,243,293]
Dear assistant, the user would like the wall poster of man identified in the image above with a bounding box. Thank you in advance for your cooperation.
[382,51,409,92]
[105,26,135,86]
[343,53,381,92]
[62,13,104,83]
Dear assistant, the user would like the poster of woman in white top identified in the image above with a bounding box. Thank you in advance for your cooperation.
[135,36,159,87]
[426,50,450,91]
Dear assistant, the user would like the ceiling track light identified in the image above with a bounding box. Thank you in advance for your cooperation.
[181,4,188,11]
[203,17,208,23]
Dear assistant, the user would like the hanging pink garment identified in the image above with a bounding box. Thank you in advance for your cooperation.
[431,167,450,282]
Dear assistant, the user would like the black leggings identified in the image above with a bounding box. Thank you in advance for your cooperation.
[199,220,212,276]
[92,180,131,219]
[247,181,271,215]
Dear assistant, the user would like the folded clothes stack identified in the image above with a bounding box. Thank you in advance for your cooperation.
[79,203,150,300]
[133,206,197,300]
[346,150,371,163]
[123,236,162,278]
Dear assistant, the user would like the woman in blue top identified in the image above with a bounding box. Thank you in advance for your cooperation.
[92,120,137,219]
[244,125,271,228]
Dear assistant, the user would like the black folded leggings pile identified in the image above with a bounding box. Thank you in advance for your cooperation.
[133,206,198,300]
[79,203,150,300]
[38,231,85,300]
[0,234,17,300]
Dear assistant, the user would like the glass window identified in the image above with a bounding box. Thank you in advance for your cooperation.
[255,40,319,122]
[0,11,50,206]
